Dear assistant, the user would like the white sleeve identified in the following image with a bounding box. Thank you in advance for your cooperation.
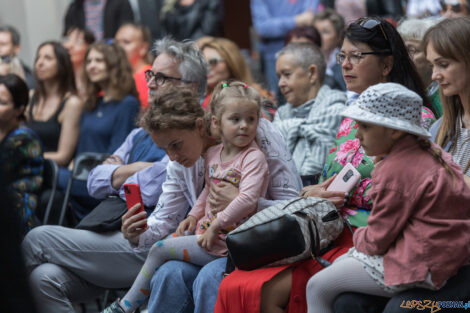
[135,158,205,251]
[257,118,303,210]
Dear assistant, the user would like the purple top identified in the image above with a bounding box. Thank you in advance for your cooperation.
[87,128,169,207]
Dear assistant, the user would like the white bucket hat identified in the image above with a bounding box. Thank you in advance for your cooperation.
[342,82,431,138]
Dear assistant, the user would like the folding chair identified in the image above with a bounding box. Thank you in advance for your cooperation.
[58,152,109,226]
[41,158,59,225]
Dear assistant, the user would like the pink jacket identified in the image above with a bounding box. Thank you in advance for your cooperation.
[354,135,470,288]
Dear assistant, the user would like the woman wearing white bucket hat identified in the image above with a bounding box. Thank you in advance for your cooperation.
[306,82,470,313]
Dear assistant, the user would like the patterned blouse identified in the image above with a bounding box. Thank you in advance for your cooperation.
[0,127,43,235]
[319,107,436,227]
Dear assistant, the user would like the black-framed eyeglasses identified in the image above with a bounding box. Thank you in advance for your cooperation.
[358,18,388,42]
[207,57,224,67]
[336,50,391,65]
[145,70,192,86]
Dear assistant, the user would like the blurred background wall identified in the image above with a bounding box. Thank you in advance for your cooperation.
[0,0,72,67]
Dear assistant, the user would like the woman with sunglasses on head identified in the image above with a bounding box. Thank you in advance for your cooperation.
[56,42,140,221]
[214,17,435,313]
[198,37,277,121]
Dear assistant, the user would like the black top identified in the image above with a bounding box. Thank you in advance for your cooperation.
[26,97,67,152]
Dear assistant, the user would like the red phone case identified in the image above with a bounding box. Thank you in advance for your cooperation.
[124,183,147,228]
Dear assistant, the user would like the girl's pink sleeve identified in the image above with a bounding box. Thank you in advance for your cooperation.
[213,149,269,229]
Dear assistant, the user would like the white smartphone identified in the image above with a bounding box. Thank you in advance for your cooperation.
[326,163,361,193]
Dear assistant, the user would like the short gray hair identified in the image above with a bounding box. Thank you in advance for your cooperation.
[397,18,438,42]
[153,37,207,97]
[276,42,326,84]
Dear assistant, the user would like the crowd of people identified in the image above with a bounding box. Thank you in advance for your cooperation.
[1,0,470,312]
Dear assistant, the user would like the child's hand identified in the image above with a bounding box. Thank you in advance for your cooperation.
[197,224,219,251]
[176,216,197,236]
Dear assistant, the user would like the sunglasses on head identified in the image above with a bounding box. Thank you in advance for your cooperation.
[358,18,388,42]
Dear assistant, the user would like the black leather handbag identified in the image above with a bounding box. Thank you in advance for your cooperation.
[75,197,127,232]
[226,197,344,271]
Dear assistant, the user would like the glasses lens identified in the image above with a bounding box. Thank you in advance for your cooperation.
[208,58,221,67]
[451,4,462,12]
[360,19,380,30]
[145,70,153,82]
[336,53,343,64]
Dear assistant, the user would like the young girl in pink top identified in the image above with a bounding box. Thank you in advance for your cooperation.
[306,82,470,313]
[102,81,269,313]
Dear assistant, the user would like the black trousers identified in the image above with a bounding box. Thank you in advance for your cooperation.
[334,265,470,313]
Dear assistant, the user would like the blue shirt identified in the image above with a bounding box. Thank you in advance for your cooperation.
[251,0,319,56]
[77,95,140,156]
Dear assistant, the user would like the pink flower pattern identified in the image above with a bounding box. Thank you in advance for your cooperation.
[336,118,353,138]
[334,139,361,166]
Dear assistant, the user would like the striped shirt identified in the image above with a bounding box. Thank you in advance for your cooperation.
[273,84,347,176]
[451,118,470,175]
[84,0,106,41]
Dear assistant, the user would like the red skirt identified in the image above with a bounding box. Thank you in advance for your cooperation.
[214,229,354,313]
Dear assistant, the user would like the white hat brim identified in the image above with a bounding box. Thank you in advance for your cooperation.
[342,105,432,138]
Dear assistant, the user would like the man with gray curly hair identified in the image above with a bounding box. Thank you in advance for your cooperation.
[147,37,207,103]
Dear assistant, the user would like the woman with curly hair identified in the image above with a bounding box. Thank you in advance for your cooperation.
[57,42,140,220]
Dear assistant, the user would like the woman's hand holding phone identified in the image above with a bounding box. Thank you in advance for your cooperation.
[121,203,147,245]
[176,215,197,236]
[299,175,347,208]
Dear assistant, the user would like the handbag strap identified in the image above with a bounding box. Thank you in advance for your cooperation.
[307,216,332,267]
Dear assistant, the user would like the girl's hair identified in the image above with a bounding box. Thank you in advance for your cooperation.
[83,42,138,111]
[423,17,470,173]
[0,74,29,121]
[33,41,77,103]
[346,17,433,114]
[285,25,322,47]
[417,137,456,181]
[141,87,204,133]
[200,38,255,88]
[209,80,263,121]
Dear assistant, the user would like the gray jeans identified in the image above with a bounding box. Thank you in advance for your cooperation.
[22,225,148,313]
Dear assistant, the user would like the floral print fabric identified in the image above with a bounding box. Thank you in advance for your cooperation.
[319,107,435,227]
[0,127,43,235]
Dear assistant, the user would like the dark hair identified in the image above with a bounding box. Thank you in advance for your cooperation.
[285,25,322,47]
[64,26,96,44]
[0,74,29,121]
[0,25,20,46]
[33,41,76,103]
[345,17,433,114]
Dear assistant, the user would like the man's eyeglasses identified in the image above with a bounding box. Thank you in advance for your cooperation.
[358,18,388,42]
[336,51,391,65]
[207,57,224,67]
[145,70,192,86]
